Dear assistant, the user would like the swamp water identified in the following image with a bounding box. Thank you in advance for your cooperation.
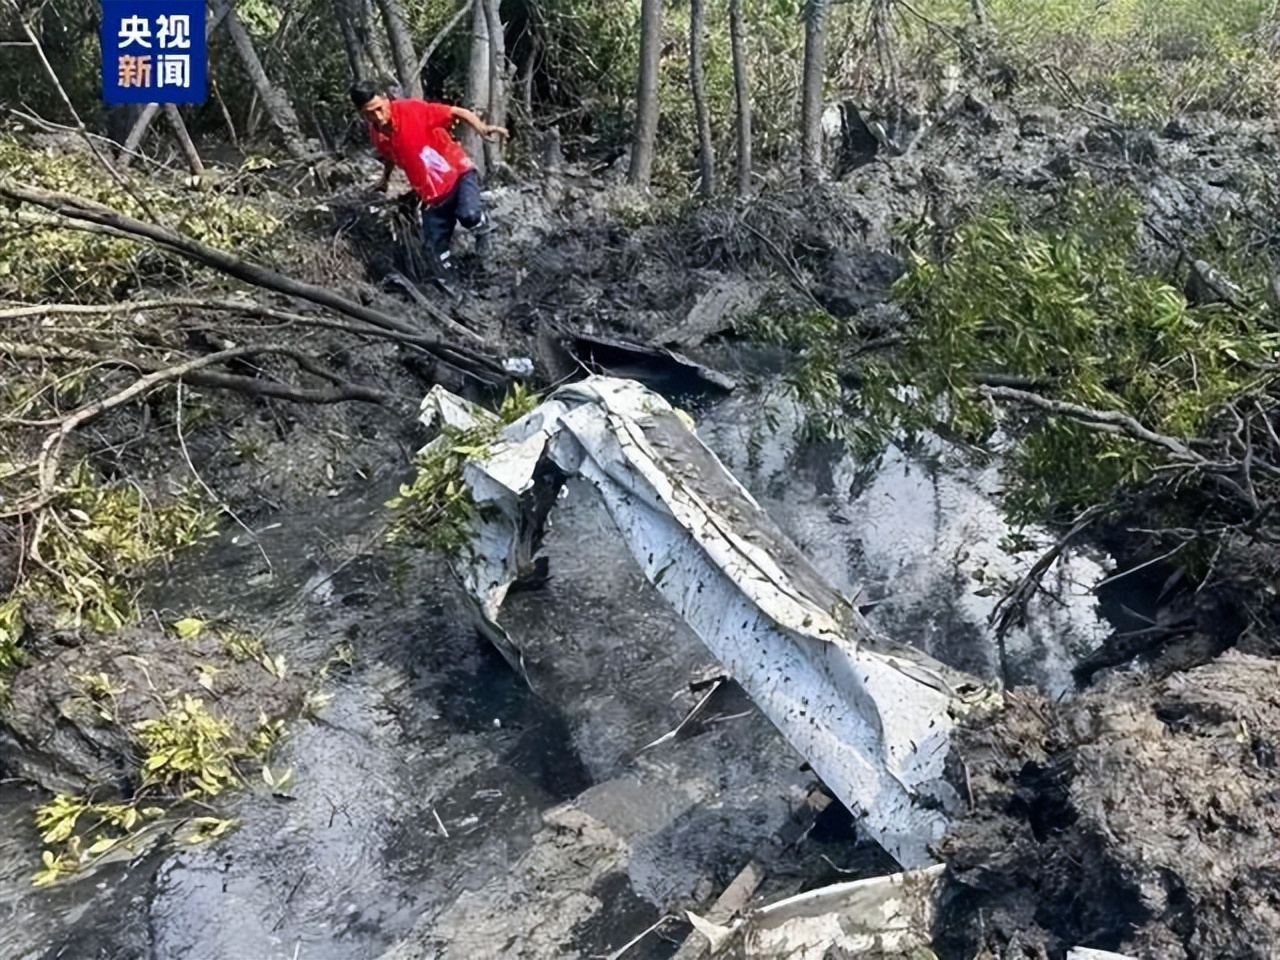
[0,382,1108,960]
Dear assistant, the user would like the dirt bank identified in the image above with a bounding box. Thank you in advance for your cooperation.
[941,651,1280,960]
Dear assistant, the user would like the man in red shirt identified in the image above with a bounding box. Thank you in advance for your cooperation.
[350,82,508,280]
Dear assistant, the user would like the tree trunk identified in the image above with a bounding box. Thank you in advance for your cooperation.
[465,0,491,173]
[689,0,715,196]
[361,0,395,81]
[970,0,986,25]
[481,0,507,170]
[628,0,662,187]
[800,0,830,186]
[163,104,206,177]
[212,0,311,160]
[374,0,423,98]
[334,0,374,81]
[728,0,752,195]
[118,103,161,167]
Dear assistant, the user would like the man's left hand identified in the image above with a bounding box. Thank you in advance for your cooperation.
[480,124,509,142]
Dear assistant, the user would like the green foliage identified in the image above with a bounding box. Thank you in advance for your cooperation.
[31,794,166,886]
[386,384,540,554]
[872,186,1276,522]
[32,687,285,886]
[0,596,26,700]
[962,0,1273,120]
[136,695,242,797]
[14,463,217,631]
[0,136,282,302]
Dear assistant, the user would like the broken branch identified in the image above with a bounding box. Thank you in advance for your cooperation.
[0,180,506,383]
[977,384,1206,463]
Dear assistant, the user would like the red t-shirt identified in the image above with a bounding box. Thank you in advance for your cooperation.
[369,99,474,205]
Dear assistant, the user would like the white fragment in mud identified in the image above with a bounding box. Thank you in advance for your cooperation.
[685,864,944,958]
[1066,950,1140,960]
[419,377,998,869]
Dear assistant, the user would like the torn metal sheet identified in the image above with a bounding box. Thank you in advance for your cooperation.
[419,376,997,868]
[687,863,944,959]
[569,333,737,393]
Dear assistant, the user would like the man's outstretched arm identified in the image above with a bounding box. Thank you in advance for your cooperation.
[374,158,394,192]
[449,106,508,142]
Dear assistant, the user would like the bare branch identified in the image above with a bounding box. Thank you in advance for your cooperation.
[413,0,475,81]
[978,384,1207,463]
[0,179,506,383]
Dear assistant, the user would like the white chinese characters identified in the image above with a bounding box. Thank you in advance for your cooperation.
[117,14,152,48]
[157,54,191,88]
[157,14,191,49]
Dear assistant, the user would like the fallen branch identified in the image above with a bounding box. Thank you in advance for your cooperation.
[0,180,505,382]
[978,384,1207,463]
[2,344,391,521]
[990,504,1104,643]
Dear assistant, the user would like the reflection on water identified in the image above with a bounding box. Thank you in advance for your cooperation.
[0,380,1104,959]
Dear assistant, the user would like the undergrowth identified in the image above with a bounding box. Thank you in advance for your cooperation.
[751,184,1278,526]
[386,384,540,554]
[32,690,288,886]
[0,135,283,301]
[29,614,295,886]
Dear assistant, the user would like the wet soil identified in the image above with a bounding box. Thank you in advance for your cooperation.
[1,101,1277,958]
[940,651,1280,960]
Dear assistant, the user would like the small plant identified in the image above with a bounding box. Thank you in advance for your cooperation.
[136,695,243,798]
[0,596,26,699]
[219,626,265,663]
[9,464,216,632]
[71,671,127,722]
[31,794,165,886]
[387,385,540,554]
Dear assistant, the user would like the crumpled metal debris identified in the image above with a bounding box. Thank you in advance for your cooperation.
[420,376,998,868]
[687,863,945,959]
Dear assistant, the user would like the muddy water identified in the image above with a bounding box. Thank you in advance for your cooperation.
[0,379,1105,960]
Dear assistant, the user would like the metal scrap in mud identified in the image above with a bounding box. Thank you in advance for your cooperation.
[418,376,999,870]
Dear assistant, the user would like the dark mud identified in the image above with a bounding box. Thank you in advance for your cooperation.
[941,651,1280,960]
[1,101,1276,959]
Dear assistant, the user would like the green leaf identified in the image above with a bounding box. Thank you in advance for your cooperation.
[173,617,206,639]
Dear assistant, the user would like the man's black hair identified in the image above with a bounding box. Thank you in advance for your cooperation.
[349,81,379,108]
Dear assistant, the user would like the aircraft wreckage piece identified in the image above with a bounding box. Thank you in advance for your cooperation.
[420,377,998,868]
[685,864,946,958]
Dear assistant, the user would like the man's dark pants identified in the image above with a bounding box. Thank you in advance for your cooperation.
[420,170,485,269]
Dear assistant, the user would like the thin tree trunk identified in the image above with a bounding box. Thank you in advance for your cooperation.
[374,0,423,98]
[728,0,752,195]
[800,0,830,186]
[118,103,161,167]
[465,0,490,173]
[212,0,310,159]
[689,0,715,195]
[628,0,662,187]
[334,0,374,81]
[481,0,507,169]
[361,0,395,80]
[413,0,475,87]
[164,104,205,177]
